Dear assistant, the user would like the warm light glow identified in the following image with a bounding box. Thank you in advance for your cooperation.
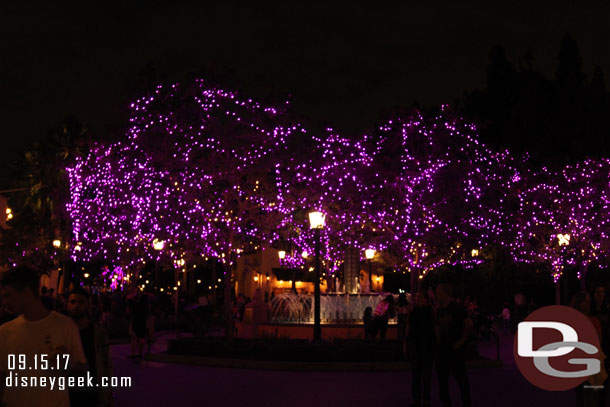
[557,234,571,246]
[197,279,201,284]
[278,250,286,259]
[365,249,375,259]
[376,276,380,282]
[301,251,308,258]
[308,211,326,229]
[152,239,165,250]
[471,249,479,257]
[266,275,270,281]
[83,273,90,278]
[52,239,61,248]
[254,275,259,282]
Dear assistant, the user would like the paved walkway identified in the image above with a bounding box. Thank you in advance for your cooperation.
[110,331,578,407]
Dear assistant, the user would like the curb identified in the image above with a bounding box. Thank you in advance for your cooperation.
[144,353,504,371]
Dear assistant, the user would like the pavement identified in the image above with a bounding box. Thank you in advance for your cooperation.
[109,331,583,407]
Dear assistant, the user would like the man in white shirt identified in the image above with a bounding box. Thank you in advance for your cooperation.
[0,265,88,407]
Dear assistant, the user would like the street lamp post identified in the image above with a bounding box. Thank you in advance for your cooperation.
[556,233,570,305]
[153,239,165,290]
[309,211,326,342]
[365,249,375,293]
[279,250,295,294]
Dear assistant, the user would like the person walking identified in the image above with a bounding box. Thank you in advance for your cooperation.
[396,292,409,341]
[371,294,396,339]
[0,266,88,407]
[591,284,610,407]
[572,291,607,407]
[407,290,438,407]
[66,287,114,407]
[127,288,148,358]
[435,283,473,407]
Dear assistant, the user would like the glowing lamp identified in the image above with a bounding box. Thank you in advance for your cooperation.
[365,249,375,260]
[153,239,165,251]
[308,211,326,229]
[302,251,308,258]
[471,249,479,257]
[52,240,61,248]
[557,234,570,246]
[278,250,286,259]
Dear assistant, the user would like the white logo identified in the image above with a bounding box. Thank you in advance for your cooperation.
[517,321,600,378]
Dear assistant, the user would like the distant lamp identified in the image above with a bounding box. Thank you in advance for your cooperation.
[153,239,165,251]
[557,234,570,247]
[278,250,286,260]
[302,251,308,258]
[6,208,12,221]
[308,211,326,229]
[365,249,375,260]
[254,275,259,282]
[83,273,90,278]
[52,239,61,249]
[471,249,479,257]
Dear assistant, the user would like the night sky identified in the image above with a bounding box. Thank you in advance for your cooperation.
[1,1,609,182]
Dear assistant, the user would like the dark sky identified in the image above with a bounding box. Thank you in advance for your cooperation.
[1,1,609,180]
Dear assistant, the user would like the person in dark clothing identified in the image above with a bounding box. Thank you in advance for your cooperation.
[127,290,148,358]
[363,306,374,339]
[435,283,473,407]
[396,292,409,340]
[589,285,609,407]
[66,287,113,407]
[371,294,396,339]
[407,290,438,407]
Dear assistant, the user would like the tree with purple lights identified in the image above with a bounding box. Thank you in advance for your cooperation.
[510,159,610,298]
[356,108,523,292]
[65,78,610,310]
[67,80,305,334]
[273,127,389,284]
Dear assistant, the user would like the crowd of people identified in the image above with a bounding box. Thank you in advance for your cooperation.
[362,285,473,407]
[0,266,114,407]
[2,262,610,407]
